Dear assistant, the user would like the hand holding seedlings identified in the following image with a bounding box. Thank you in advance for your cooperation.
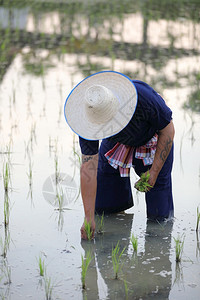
[81,218,95,240]
[135,170,153,192]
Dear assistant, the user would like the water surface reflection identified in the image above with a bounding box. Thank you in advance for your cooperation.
[81,214,173,299]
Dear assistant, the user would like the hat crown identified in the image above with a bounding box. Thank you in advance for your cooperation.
[85,85,118,124]
[64,71,138,140]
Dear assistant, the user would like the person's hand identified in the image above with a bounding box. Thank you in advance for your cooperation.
[134,169,158,192]
[80,217,96,240]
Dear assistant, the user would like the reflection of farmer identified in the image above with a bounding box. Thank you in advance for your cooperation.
[64,71,175,239]
[138,220,173,299]
[80,213,134,298]
[81,214,173,299]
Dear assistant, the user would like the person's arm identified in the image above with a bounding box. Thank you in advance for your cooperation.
[149,120,175,187]
[135,120,175,190]
[80,153,98,239]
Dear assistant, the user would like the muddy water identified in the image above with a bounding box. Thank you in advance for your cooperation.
[0,1,200,299]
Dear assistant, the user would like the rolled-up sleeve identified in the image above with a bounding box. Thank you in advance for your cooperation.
[79,137,99,155]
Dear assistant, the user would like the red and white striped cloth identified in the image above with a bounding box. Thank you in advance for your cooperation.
[105,134,158,177]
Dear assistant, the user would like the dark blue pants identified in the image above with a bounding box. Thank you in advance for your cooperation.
[95,139,174,220]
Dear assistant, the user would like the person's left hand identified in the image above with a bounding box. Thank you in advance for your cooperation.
[134,168,158,192]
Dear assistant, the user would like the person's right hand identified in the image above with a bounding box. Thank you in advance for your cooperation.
[80,218,96,240]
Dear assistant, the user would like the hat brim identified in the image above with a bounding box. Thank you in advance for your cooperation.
[64,71,138,140]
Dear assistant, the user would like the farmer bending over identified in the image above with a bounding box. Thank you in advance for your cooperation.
[64,71,175,240]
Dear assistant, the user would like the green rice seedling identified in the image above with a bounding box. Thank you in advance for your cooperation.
[3,162,10,193]
[124,279,131,300]
[173,260,183,286]
[83,219,93,241]
[81,250,93,289]
[111,241,126,279]
[173,235,184,263]
[56,210,64,232]
[54,154,59,183]
[196,231,200,257]
[4,194,10,228]
[27,161,33,187]
[135,170,152,192]
[27,183,33,205]
[54,153,61,185]
[48,136,55,155]
[4,264,11,285]
[0,229,10,258]
[130,233,138,253]
[196,206,200,232]
[0,260,11,285]
[5,141,12,166]
[28,122,36,151]
[44,275,54,300]
[38,255,46,277]
[55,186,64,211]
[31,122,36,142]
[96,213,104,234]
[71,134,81,180]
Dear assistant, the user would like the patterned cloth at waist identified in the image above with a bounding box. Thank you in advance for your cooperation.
[104,134,158,177]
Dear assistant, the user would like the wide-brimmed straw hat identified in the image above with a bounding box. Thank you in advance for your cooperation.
[64,71,138,140]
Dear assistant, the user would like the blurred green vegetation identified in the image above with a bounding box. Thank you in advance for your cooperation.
[1,0,200,22]
[185,91,200,113]
[22,50,55,76]
[0,0,200,111]
[184,72,200,112]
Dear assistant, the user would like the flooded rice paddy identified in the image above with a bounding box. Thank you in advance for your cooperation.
[0,0,200,299]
